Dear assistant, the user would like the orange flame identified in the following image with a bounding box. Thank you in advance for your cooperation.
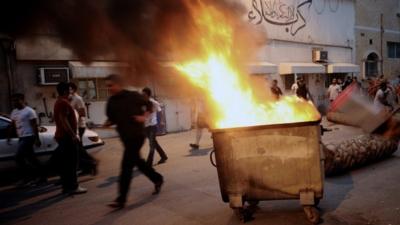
[174,3,320,129]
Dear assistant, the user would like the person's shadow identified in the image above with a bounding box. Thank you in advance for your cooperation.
[0,185,68,225]
[92,194,158,225]
[97,172,139,189]
[185,147,213,157]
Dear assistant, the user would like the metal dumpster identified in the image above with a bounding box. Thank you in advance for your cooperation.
[211,120,323,224]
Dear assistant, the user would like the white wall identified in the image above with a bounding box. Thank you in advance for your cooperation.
[258,40,353,63]
[83,98,192,133]
[86,101,107,125]
[242,0,355,48]
[160,98,192,133]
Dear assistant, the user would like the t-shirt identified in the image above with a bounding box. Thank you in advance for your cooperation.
[327,84,341,101]
[54,97,78,141]
[374,89,391,108]
[291,83,299,94]
[296,83,309,100]
[70,93,86,128]
[106,90,152,141]
[145,98,161,127]
[271,86,283,99]
[10,106,37,137]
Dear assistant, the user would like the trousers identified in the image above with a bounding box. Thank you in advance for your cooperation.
[117,135,163,203]
[145,125,167,165]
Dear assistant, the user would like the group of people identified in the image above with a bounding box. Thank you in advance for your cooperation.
[327,75,399,111]
[8,83,97,190]
[269,77,312,101]
[9,72,398,208]
[291,77,313,101]
[8,75,168,208]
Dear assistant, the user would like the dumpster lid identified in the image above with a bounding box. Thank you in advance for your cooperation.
[210,119,321,133]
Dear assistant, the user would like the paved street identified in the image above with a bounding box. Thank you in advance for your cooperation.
[0,122,399,225]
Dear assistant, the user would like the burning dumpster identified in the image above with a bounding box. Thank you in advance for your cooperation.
[211,120,323,223]
[172,4,323,224]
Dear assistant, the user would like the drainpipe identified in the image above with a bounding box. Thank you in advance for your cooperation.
[1,38,15,111]
[380,13,384,76]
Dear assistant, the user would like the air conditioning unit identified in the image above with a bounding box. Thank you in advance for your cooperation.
[37,67,70,85]
[312,50,328,63]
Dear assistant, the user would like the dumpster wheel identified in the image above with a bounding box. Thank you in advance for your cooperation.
[303,206,320,224]
[314,198,320,206]
[247,200,259,207]
[233,207,254,223]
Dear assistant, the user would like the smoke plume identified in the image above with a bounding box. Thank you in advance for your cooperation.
[0,0,255,82]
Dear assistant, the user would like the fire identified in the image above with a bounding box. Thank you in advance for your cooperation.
[174,2,320,129]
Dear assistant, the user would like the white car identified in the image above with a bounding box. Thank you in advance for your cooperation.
[0,116,104,170]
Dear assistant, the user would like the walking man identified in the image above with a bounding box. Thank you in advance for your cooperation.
[105,75,164,209]
[270,79,283,100]
[374,82,394,111]
[54,82,87,195]
[142,87,168,166]
[291,77,301,95]
[327,78,342,103]
[296,77,312,101]
[9,93,46,186]
[69,82,98,175]
[189,97,207,150]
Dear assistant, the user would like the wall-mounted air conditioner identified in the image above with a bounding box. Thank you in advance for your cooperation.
[37,67,70,85]
[312,50,328,63]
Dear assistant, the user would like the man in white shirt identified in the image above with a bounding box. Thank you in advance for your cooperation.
[291,77,301,95]
[142,87,168,166]
[374,82,393,110]
[327,78,342,102]
[189,97,208,150]
[69,82,98,176]
[8,93,46,186]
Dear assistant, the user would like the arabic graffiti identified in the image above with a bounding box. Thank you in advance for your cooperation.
[248,0,316,36]
[248,0,313,36]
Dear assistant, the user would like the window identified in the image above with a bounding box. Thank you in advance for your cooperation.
[387,42,400,58]
[366,53,379,77]
[76,78,110,101]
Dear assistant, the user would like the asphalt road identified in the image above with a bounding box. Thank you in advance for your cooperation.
[0,124,399,225]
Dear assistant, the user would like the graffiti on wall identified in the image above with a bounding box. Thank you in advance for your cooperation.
[248,0,341,36]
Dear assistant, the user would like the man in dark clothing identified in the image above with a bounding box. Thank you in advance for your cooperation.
[296,78,309,100]
[342,76,353,90]
[54,82,87,195]
[105,74,164,209]
[270,79,283,100]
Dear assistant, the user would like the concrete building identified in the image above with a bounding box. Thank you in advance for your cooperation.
[354,0,400,79]
[2,34,193,132]
[241,0,360,113]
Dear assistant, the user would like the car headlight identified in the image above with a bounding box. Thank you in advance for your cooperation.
[88,136,100,142]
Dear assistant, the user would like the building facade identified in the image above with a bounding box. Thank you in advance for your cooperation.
[240,0,359,113]
[4,35,193,132]
[1,0,361,130]
[355,0,400,79]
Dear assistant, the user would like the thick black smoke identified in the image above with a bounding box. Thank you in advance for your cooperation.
[0,0,246,78]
